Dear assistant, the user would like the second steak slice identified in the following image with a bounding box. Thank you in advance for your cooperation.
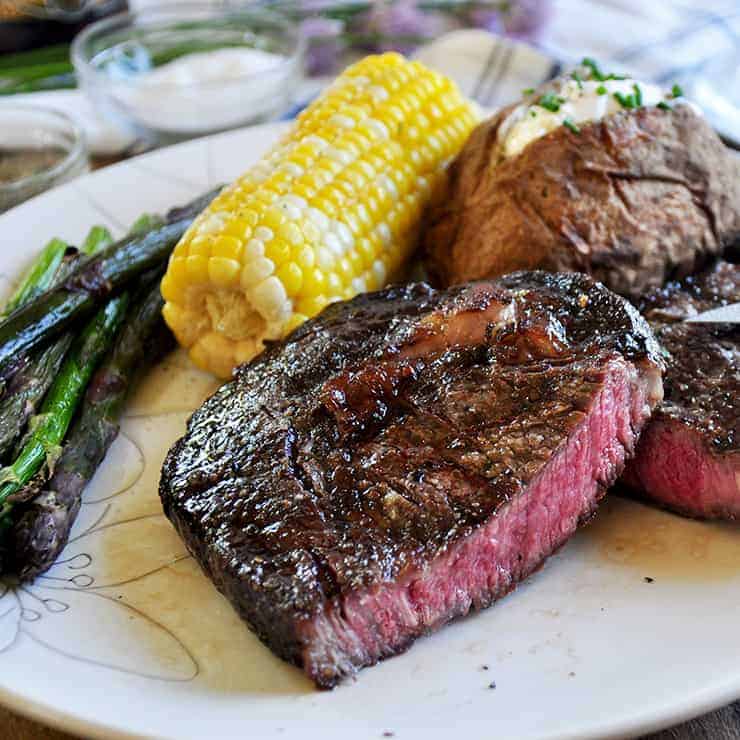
[622,261,739,519]
[160,271,663,688]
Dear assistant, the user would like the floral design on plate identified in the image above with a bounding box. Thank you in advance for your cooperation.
[0,407,201,682]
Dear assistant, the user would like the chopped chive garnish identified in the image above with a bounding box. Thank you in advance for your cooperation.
[581,57,629,82]
[522,87,535,96]
[571,71,583,89]
[633,83,643,106]
[563,118,580,133]
[614,91,636,109]
[582,57,604,81]
[596,84,608,95]
[670,83,683,98]
[529,109,538,117]
[538,92,566,112]
[657,101,672,110]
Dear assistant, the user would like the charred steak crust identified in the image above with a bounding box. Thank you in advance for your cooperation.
[423,105,740,299]
[623,261,739,519]
[160,271,663,687]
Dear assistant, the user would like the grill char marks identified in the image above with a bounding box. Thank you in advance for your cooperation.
[160,271,663,688]
[622,261,739,519]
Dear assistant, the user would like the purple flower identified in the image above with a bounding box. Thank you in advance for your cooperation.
[502,0,552,41]
[469,0,552,42]
[297,0,346,12]
[467,7,504,35]
[356,0,451,54]
[300,17,345,76]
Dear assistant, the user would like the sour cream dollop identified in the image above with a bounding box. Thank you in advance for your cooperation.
[498,76,696,160]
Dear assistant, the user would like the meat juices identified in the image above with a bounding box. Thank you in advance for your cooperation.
[160,271,663,688]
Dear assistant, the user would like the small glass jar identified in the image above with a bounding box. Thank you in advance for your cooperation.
[72,4,305,144]
[0,105,88,213]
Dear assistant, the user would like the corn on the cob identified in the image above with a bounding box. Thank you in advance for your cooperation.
[161,52,479,378]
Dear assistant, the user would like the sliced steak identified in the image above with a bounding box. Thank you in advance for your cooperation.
[160,271,663,688]
[622,261,739,519]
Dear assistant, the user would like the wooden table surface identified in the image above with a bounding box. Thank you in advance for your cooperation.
[2,700,740,739]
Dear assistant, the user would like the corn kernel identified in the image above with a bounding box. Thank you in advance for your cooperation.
[263,207,286,232]
[336,257,353,282]
[212,235,243,261]
[279,222,304,247]
[347,249,364,274]
[249,276,289,323]
[265,239,291,266]
[315,246,335,271]
[295,245,316,270]
[357,237,377,268]
[276,262,303,296]
[160,274,180,303]
[301,220,321,244]
[326,272,343,295]
[241,209,260,227]
[303,267,327,297]
[241,257,274,289]
[186,255,210,283]
[208,257,241,287]
[297,294,328,317]
[189,236,212,258]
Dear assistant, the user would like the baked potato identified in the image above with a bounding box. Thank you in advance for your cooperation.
[423,68,740,299]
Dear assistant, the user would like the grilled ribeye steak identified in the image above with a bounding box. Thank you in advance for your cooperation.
[160,271,663,688]
[622,261,739,519]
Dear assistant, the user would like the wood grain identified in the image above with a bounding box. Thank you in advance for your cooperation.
[2,701,740,739]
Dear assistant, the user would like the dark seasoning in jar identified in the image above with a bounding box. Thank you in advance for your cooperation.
[0,146,67,183]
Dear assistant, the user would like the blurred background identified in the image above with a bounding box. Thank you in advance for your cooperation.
[1,0,738,160]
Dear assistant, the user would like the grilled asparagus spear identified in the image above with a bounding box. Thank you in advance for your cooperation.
[0,227,114,461]
[9,277,172,580]
[1,238,68,319]
[0,293,129,511]
[0,188,219,371]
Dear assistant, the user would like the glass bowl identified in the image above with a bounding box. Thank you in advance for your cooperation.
[0,105,88,214]
[71,3,306,143]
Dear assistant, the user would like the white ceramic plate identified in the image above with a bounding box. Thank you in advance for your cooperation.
[0,123,739,740]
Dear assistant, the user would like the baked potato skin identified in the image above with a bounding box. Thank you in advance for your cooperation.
[423,104,740,299]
